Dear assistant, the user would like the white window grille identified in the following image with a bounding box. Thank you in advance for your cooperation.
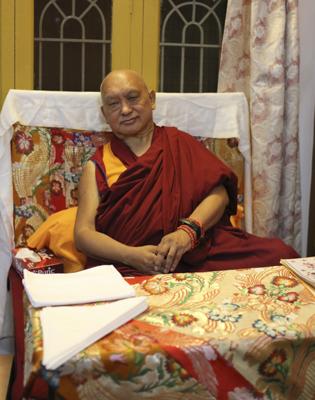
[160,0,227,92]
[34,0,112,91]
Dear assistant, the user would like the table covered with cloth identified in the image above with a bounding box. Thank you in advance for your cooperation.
[23,265,315,400]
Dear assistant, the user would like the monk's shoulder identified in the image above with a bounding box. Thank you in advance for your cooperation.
[162,125,200,144]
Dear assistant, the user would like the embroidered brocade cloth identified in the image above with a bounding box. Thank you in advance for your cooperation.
[24,265,315,400]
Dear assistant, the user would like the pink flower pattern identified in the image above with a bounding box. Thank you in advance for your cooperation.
[14,130,34,155]
[253,18,267,46]
[235,52,250,80]
[227,12,243,39]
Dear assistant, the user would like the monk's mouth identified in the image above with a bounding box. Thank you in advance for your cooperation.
[121,117,137,125]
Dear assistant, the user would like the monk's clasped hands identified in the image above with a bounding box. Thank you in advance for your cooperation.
[132,220,202,275]
[154,229,192,274]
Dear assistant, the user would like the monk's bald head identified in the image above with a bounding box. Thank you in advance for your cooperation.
[99,69,156,138]
[100,69,149,103]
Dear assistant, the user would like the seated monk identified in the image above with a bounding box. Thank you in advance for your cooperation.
[74,69,299,276]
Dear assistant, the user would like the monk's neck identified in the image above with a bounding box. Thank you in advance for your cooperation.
[121,125,154,157]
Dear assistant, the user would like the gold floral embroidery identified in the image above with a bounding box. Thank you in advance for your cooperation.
[272,276,298,287]
[172,313,198,327]
[142,279,169,295]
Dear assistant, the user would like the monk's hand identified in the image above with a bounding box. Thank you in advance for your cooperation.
[156,230,191,274]
[128,245,161,275]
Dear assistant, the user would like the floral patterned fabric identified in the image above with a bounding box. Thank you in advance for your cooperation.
[11,123,109,246]
[24,265,315,399]
[198,137,245,229]
[11,123,246,248]
[218,0,301,252]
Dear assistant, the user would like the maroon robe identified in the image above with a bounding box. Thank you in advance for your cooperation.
[90,125,298,275]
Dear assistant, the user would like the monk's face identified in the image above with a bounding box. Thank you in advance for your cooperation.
[101,70,155,138]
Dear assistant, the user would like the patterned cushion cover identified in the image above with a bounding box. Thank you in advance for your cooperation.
[11,123,245,246]
[197,136,244,202]
[11,123,109,246]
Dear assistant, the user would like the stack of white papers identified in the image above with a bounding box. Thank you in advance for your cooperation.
[41,296,148,369]
[22,265,148,369]
[23,264,136,307]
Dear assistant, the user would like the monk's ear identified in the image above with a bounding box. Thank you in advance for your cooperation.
[100,106,107,121]
[149,90,156,110]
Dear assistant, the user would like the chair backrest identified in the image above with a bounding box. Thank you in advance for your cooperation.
[1,90,252,247]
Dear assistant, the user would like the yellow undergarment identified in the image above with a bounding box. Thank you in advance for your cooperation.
[103,142,127,187]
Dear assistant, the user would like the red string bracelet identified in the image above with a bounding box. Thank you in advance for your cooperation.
[176,224,197,249]
[178,217,204,242]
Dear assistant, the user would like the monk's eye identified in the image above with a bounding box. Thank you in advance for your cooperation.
[127,94,139,102]
[108,101,119,109]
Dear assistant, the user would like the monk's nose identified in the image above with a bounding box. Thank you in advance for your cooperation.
[121,100,132,114]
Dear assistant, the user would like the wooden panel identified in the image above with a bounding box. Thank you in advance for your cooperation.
[111,0,133,70]
[0,0,15,105]
[111,0,160,90]
[142,0,160,91]
[129,0,144,74]
[0,0,34,106]
[15,0,34,89]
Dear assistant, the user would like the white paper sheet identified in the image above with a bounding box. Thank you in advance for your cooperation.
[23,265,136,308]
[41,296,148,370]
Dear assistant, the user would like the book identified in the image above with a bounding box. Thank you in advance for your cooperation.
[41,296,148,370]
[12,247,64,278]
[280,257,315,287]
[23,264,136,308]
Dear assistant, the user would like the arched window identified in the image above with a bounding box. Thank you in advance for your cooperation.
[32,0,226,93]
[34,0,112,91]
[160,0,227,92]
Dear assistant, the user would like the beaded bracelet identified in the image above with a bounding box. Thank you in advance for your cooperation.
[178,218,204,242]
